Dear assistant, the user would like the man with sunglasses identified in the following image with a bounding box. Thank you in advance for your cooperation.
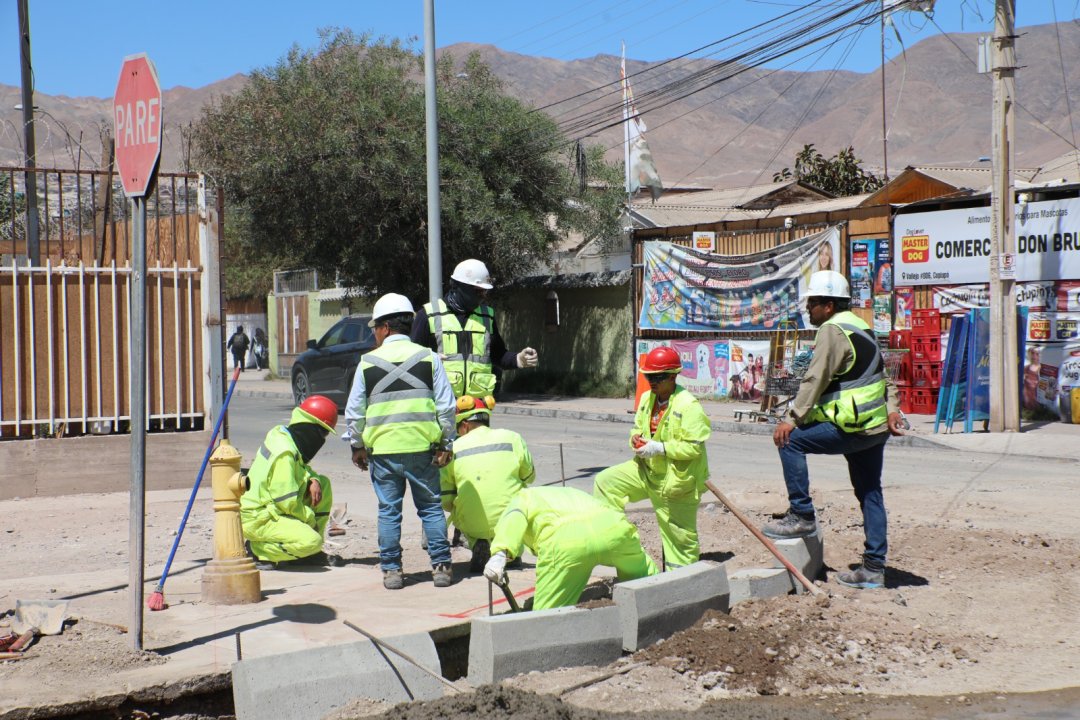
[593,345,711,570]
[241,395,339,570]
[763,270,906,590]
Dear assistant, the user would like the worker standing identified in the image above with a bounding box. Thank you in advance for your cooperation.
[343,293,458,590]
[483,486,658,610]
[592,346,711,570]
[440,395,535,573]
[410,258,538,397]
[241,395,338,570]
[762,270,906,590]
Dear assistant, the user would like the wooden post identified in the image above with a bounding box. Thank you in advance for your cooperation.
[94,134,114,265]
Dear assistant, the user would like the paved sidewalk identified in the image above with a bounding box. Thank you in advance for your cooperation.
[233,372,1080,462]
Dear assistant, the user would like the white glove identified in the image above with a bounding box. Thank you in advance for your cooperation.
[483,551,508,584]
[634,440,665,459]
[516,347,539,369]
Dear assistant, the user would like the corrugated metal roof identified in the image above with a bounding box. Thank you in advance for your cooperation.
[631,192,869,229]
[513,269,631,289]
[1031,150,1080,185]
[911,165,1038,190]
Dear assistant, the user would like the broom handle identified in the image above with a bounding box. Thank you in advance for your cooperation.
[153,367,242,592]
[705,480,823,596]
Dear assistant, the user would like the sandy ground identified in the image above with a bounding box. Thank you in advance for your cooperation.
[2,437,1079,719]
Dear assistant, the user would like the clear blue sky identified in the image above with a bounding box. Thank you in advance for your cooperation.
[2,1,1073,98]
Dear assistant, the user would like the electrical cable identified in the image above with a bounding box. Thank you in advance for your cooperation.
[1050,0,1080,176]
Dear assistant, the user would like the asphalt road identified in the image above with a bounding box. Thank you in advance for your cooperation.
[223,395,1077,537]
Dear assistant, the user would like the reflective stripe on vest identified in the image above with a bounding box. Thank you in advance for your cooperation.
[360,340,441,454]
[808,312,888,432]
[240,427,299,515]
[425,299,494,393]
[453,442,514,459]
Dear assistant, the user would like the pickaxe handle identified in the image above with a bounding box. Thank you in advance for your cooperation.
[493,576,522,612]
[705,480,823,596]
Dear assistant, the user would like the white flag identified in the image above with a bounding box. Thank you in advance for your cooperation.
[622,45,663,202]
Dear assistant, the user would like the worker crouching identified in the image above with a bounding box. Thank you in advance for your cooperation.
[593,346,711,570]
[240,395,338,570]
[484,487,658,610]
[440,395,536,573]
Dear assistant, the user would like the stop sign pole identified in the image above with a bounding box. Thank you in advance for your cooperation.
[113,52,162,651]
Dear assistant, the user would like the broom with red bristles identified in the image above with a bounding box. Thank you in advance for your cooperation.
[147,366,242,611]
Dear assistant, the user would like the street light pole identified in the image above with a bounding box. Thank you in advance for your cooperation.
[423,0,443,306]
[989,0,1018,432]
[16,0,39,265]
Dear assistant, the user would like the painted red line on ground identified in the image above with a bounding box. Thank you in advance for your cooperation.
[438,586,536,619]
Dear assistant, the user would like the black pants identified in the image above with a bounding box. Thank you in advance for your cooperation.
[232,351,245,371]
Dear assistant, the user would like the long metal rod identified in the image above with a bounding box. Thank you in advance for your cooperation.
[422,0,443,306]
[130,196,147,651]
[704,480,822,596]
[12,260,21,436]
[46,259,54,433]
[79,264,87,434]
[343,620,460,693]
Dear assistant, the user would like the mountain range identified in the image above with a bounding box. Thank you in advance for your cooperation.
[2,21,1078,188]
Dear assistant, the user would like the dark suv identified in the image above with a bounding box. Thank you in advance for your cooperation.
[291,315,375,406]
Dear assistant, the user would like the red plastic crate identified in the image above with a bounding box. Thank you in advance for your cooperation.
[897,387,914,414]
[911,309,941,337]
[912,361,942,388]
[888,330,912,350]
[910,388,939,415]
[912,335,941,362]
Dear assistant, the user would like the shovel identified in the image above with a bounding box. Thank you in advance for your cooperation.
[10,599,70,652]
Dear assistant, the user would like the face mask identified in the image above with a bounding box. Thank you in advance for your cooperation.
[446,281,482,314]
[287,423,327,463]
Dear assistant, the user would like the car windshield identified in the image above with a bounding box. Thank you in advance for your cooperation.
[320,319,373,348]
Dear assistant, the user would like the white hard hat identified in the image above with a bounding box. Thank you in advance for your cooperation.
[806,270,850,299]
[450,259,493,289]
[368,293,415,327]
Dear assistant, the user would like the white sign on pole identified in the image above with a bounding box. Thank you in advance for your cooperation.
[894,196,1080,286]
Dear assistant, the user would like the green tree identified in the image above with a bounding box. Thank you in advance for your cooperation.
[195,31,625,301]
[773,144,884,197]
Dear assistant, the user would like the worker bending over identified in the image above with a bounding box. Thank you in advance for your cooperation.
[440,395,536,573]
[241,395,338,570]
[484,486,658,610]
[410,258,537,397]
[593,346,711,570]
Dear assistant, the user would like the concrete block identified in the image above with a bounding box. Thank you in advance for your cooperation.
[728,567,796,605]
[612,560,729,652]
[468,605,623,685]
[233,632,445,720]
[768,527,824,592]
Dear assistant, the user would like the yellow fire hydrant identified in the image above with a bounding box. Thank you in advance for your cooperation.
[201,439,262,604]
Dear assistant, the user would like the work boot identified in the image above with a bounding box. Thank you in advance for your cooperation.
[383,569,405,590]
[245,540,277,571]
[469,539,491,574]
[762,511,817,540]
[294,551,331,567]
[433,564,453,588]
[835,565,885,589]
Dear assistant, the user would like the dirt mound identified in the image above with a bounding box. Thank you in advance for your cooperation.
[369,686,603,720]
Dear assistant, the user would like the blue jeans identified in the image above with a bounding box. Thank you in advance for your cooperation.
[778,421,889,570]
[370,452,450,571]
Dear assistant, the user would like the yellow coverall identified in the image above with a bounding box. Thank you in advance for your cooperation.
[593,385,711,569]
[240,422,334,563]
[440,425,535,546]
[491,486,659,610]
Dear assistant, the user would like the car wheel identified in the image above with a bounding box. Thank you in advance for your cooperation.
[293,368,310,405]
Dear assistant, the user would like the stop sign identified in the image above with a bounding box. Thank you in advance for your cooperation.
[113,53,163,198]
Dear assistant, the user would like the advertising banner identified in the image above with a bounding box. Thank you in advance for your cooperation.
[850,240,875,308]
[638,227,841,332]
[933,280,1080,314]
[895,196,1080,286]
[633,338,772,400]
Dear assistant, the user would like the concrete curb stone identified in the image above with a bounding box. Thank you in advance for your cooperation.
[768,529,824,592]
[232,632,445,720]
[613,560,730,651]
[467,605,623,685]
[728,567,797,605]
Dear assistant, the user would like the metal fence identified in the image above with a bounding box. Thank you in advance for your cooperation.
[0,166,216,440]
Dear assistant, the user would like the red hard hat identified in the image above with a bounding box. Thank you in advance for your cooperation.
[642,346,681,374]
[298,395,339,433]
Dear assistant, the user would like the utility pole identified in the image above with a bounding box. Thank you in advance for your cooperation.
[423,0,443,306]
[16,0,40,265]
[989,0,1019,432]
